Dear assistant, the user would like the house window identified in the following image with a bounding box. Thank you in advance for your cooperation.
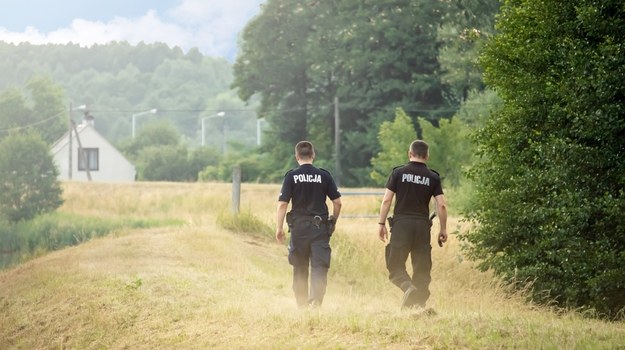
[78,148,99,171]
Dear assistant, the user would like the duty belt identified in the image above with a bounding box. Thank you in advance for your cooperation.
[312,215,323,229]
[287,213,326,229]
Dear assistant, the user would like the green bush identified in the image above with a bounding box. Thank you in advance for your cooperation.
[0,132,63,223]
[369,108,417,185]
[199,152,271,183]
[217,211,273,241]
[464,0,625,319]
[137,145,191,181]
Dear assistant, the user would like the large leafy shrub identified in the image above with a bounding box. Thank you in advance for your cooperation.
[463,0,625,318]
[0,132,63,223]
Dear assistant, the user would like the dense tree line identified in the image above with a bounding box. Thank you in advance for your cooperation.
[0,41,257,148]
[233,0,499,186]
[0,1,499,185]
[464,0,625,318]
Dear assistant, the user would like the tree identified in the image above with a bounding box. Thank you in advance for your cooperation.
[27,76,66,143]
[121,120,181,160]
[187,147,221,182]
[438,0,500,104]
[233,0,455,186]
[419,116,472,188]
[464,0,625,318]
[0,42,236,145]
[137,145,191,181]
[370,107,476,189]
[0,77,66,144]
[0,89,31,137]
[370,108,417,184]
[0,132,63,222]
[120,120,189,181]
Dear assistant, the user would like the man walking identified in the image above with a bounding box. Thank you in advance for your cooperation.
[276,141,342,308]
[377,140,447,310]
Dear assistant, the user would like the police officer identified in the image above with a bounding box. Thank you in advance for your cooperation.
[276,141,342,308]
[377,140,447,310]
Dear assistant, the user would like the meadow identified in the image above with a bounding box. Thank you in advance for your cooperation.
[0,181,623,349]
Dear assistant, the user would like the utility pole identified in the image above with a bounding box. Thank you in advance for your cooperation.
[68,103,73,180]
[67,104,87,180]
[72,120,92,181]
[334,97,341,187]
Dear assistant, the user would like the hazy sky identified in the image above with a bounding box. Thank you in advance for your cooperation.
[0,0,264,61]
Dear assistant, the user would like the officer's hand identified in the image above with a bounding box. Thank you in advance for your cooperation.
[328,215,336,235]
[378,225,388,242]
[437,230,448,247]
[276,228,286,244]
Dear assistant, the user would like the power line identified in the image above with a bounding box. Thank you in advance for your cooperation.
[0,110,66,134]
[0,101,500,135]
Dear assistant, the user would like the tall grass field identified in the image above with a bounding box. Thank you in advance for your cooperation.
[1,182,624,349]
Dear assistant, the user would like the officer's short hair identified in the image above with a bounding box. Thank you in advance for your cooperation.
[296,141,315,159]
[410,140,429,158]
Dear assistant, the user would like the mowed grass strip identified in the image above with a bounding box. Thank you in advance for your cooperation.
[0,182,623,349]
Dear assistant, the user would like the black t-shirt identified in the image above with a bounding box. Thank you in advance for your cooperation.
[385,161,443,218]
[278,164,341,217]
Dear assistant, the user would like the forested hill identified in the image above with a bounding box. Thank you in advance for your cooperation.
[0,41,255,145]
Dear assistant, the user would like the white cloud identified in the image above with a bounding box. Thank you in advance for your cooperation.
[168,0,260,25]
[0,0,264,60]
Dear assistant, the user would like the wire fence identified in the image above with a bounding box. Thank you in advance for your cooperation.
[340,191,384,219]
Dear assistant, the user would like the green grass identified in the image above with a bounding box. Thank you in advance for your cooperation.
[217,210,274,241]
[0,211,183,269]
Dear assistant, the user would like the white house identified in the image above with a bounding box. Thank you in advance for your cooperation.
[50,117,136,182]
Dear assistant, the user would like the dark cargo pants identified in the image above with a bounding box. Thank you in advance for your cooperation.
[385,216,432,306]
[288,218,331,308]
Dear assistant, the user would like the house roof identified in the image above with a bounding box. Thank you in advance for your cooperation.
[50,122,132,166]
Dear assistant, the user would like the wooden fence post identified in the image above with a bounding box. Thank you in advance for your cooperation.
[232,165,241,214]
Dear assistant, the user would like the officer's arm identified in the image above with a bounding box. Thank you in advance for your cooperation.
[331,197,342,220]
[435,194,448,242]
[378,189,395,224]
[377,189,394,242]
[275,201,289,243]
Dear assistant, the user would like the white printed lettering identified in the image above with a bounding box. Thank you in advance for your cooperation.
[293,174,322,184]
[401,173,430,186]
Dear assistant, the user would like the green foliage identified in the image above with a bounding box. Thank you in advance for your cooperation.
[0,5,500,185]
[0,77,66,144]
[199,149,272,183]
[0,4,500,185]
[217,210,273,241]
[26,76,66,143]
[419,116,472,188]
[438,0,499,104]
[137,145,191,181]
[430,88,501,211]
[0,42,259,148]
[464,0,625,318]
[187,147,221,181]
[121,120,216,182]
[121,120,180,158]
[370,106,479,190]
[0,132,63,223]
[0,212,183,268]
[233,0,460,186]
[0,89,31,134]
[370,108,417,185]
[454,88,502,129]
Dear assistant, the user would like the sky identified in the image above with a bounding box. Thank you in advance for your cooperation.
[0,0,264,61]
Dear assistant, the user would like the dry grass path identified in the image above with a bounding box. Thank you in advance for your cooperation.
[1,182,624,349]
